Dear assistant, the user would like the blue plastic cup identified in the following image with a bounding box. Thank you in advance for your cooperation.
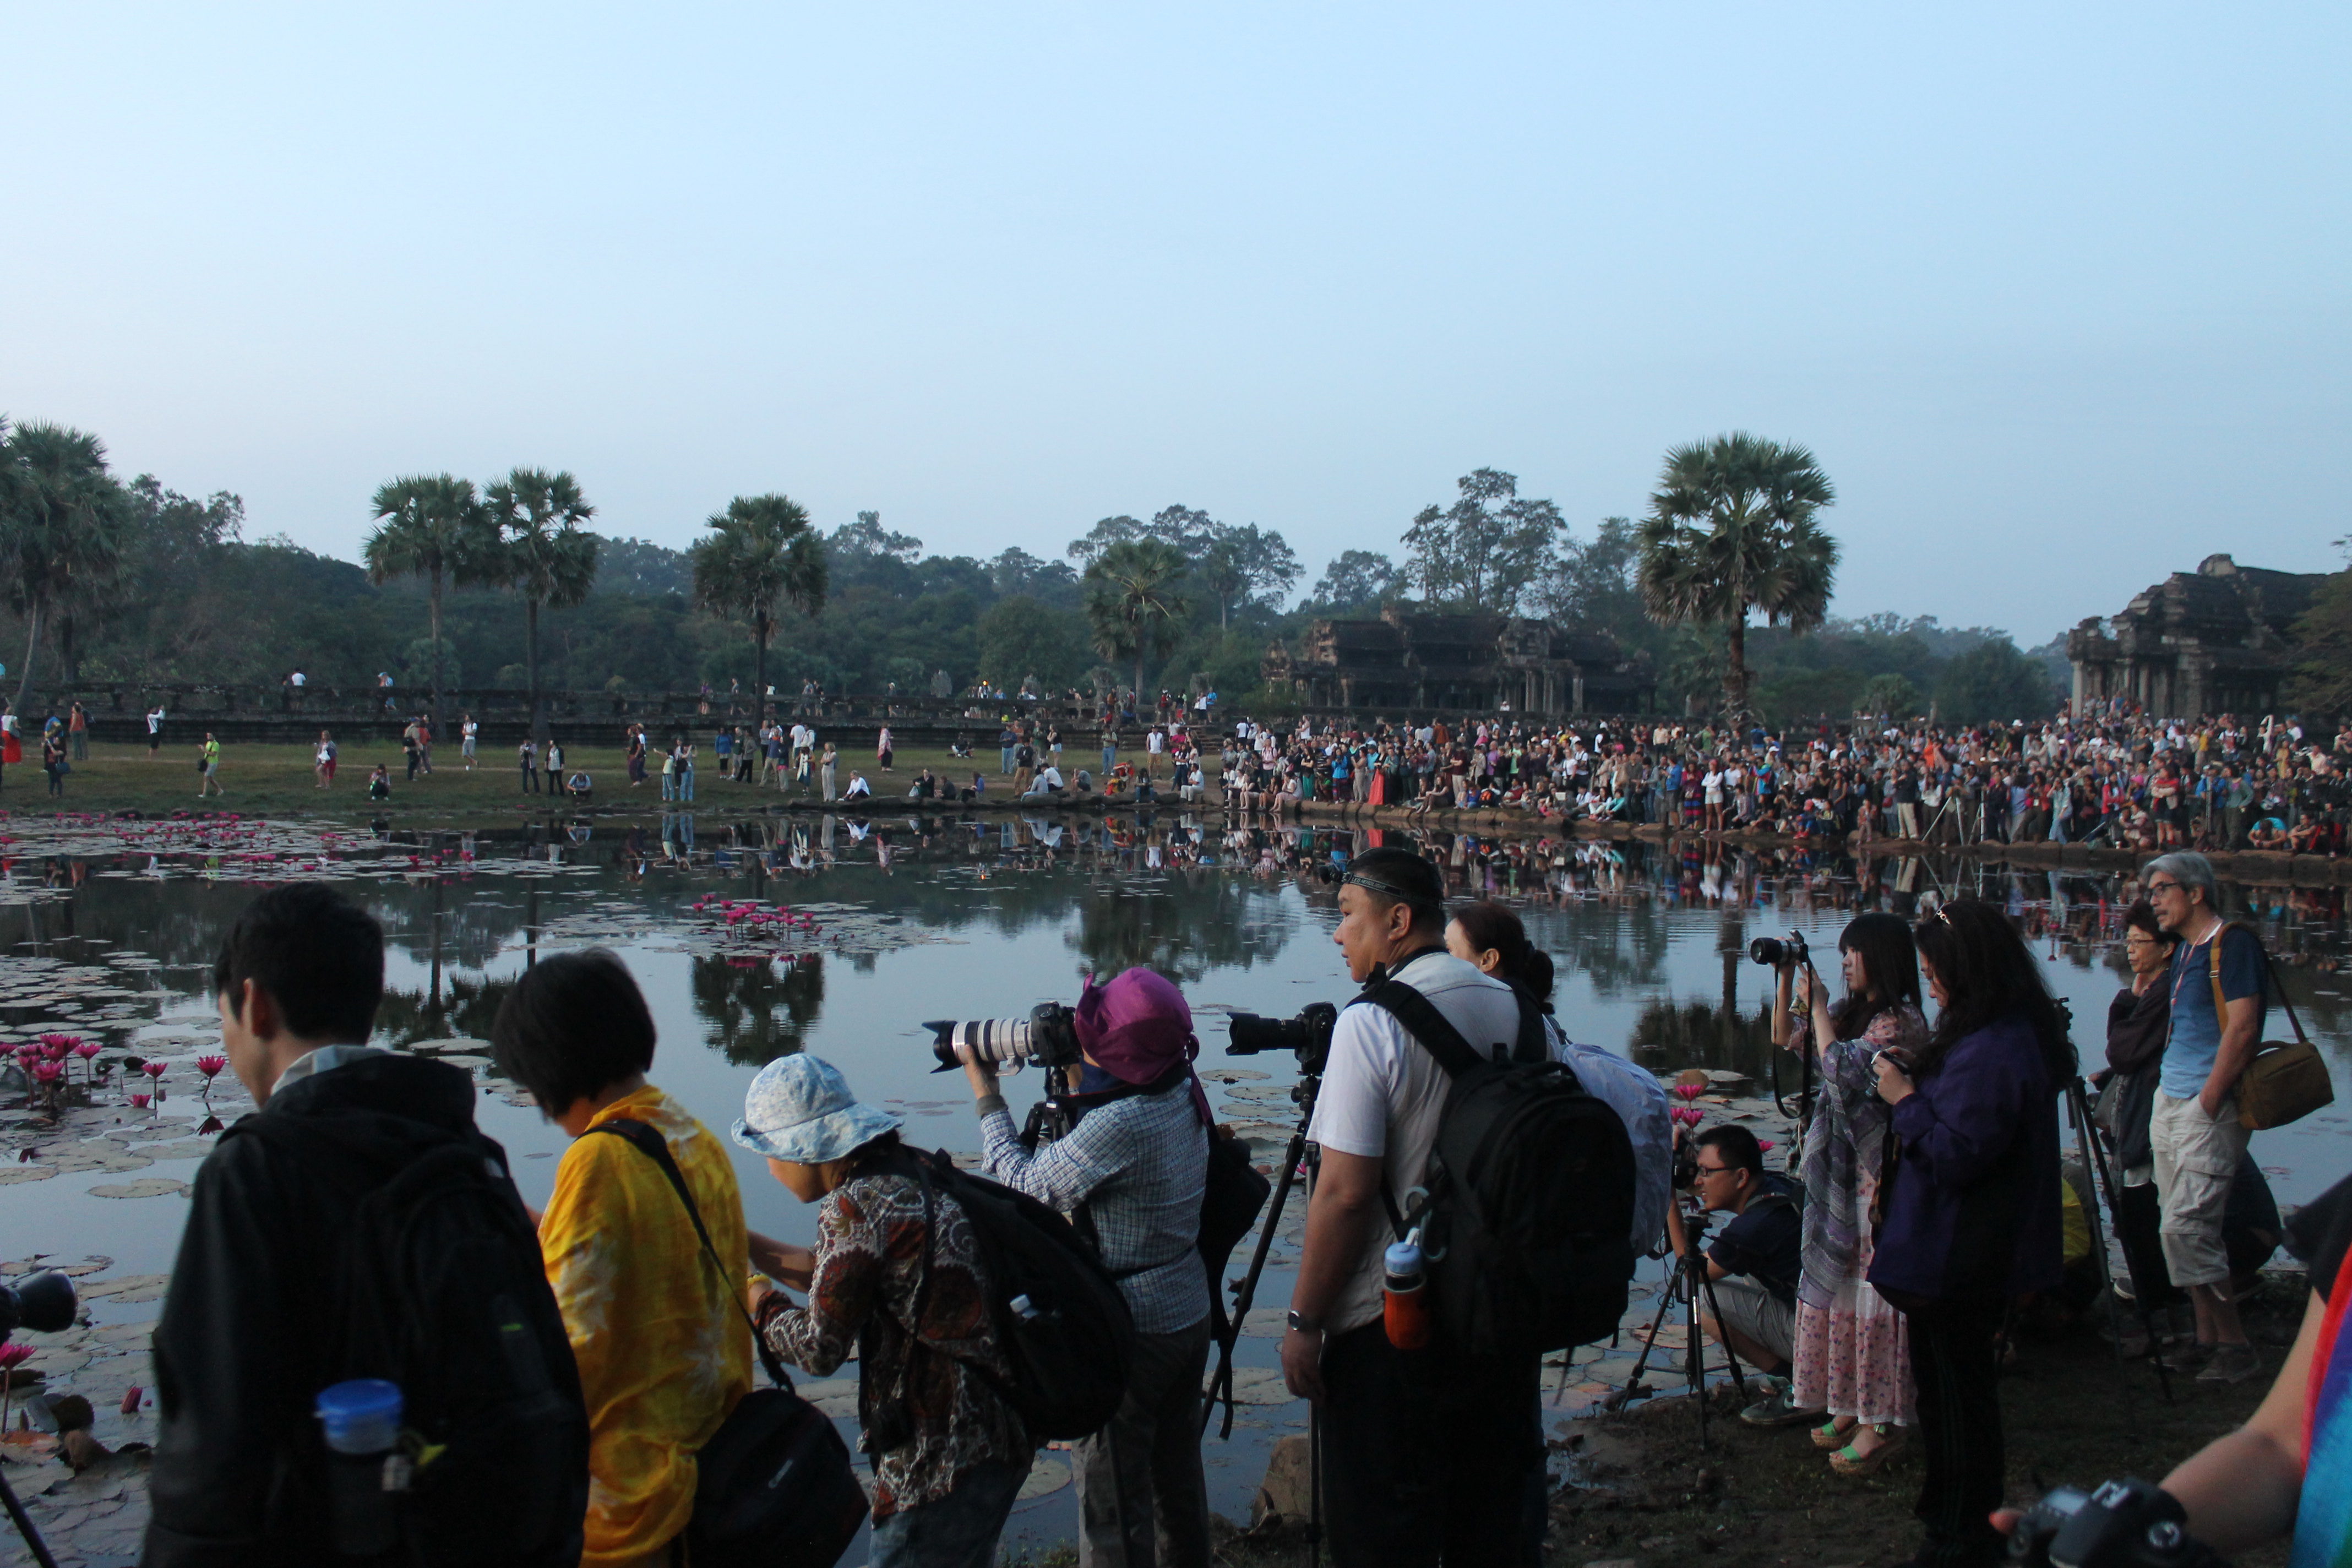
[315,1379,403,1456]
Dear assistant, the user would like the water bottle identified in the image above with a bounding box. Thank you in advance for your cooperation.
[1383,1232,1431,1351]
[316,1379,407,1556]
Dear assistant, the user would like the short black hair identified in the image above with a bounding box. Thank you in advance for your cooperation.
[1343,847,1446,933]
[490,949,657,1114]
[1693,1124,1765,1180]
[212,884,384,1043]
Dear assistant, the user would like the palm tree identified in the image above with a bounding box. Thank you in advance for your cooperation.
[1083,538,1192,701]
[484,468,599,740]
[364,474,494,729]
[688,494,827,703]
[1637,432,1838,721]
[0,420,126,707]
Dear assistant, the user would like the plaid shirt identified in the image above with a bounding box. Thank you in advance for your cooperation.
[979,1082,1210,1333]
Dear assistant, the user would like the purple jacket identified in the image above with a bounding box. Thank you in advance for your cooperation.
[1866,1013,2064,1304]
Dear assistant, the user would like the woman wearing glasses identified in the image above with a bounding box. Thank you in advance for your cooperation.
[1763,913,1926,1475]
[1870,900,2071,1568]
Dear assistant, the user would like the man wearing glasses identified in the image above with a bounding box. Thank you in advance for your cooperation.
[2144,851,2267,1384]
[1663,1124,1807,1418]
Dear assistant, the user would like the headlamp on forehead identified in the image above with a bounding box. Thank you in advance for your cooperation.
[1337,869,1442,912]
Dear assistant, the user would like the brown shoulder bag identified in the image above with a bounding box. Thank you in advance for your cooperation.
[2211,925,2334,1130]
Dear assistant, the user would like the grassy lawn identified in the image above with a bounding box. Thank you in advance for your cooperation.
[6,741,1184,821]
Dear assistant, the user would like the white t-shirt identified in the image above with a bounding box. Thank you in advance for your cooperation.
[1306,950,1523,1333]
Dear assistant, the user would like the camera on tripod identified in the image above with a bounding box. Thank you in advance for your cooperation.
[2007,1478,2225,1568]
[925,1003,1082,1074]
[0,1270,75,1337]
[1748,933,1809,969]
[1224,1002,1338,1074]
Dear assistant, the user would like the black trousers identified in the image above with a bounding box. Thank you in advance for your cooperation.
[1903,1298,2007,1567]
[1319,1322,1543,1568]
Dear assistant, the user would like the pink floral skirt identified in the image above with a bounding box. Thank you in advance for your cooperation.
[1792,1274,1915,1427]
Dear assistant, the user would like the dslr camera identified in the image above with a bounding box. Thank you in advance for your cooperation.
[2007,1478,2225,1568]
[926,1003,1081,1074]
[1226,1001,1338,1075]
[1749,932,1809,968]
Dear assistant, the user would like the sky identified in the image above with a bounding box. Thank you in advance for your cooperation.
[4,2,2348,645]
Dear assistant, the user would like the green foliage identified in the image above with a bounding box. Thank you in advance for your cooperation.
[1304,549,1403,615]
[1083,539,1193,697]
[1402,468,1562,614]
[0,419,129,700]
[1858,672,1924,718]
[689,494,827,696]
[977,596,1090,692]
[1932,636,2061,723]
[2290,540,2352,714]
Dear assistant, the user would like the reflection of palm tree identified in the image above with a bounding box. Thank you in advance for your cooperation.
[1627,996,1775,1080]
[376,975,516,1046]
[690,955,826,1066]
[1065,878,1294,984]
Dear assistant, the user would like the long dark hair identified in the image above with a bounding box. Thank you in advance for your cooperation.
[1832,912,1921,1041]
[1910,899,2075,1081]
[1448,900,1555,1008]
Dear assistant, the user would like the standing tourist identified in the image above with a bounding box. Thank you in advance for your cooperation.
[677,739,695,803]
[198,732,224,797]
[1768,914,1924,1472]
[146,701,165,759]
[660,741,677,802]
[314,731,337,789]
[68,700,88,762]
[402,718,423,782]
[520,736,541,794]
[461,712,478,771]
[490,951,759,1568]
[738,1055,1031,1567]
[1870,899,2068,1568]
[877,724,895,774]
[820,742,839,803]
[2143,851,2266,1383]
[1101,717,1119,781]
[1282,848,1537,1566]
[42,727,64,797]
[625,723,647,788]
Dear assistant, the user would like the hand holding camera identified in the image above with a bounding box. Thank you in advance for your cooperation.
[2006,1478,2226,1568]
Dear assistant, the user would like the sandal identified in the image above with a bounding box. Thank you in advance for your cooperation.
[1828,1427,1908,1477]
[1811,1418,1856,1451]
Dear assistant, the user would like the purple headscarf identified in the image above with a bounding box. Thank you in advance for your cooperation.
[1072,967,1213,1126]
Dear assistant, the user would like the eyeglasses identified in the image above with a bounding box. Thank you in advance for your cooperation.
[1692,1163,1732,1179]
[2146,879,2181,895]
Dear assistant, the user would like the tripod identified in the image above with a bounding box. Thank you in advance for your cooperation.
[0,1467,59,1568]
[2061,1074,2175,1404]
[1603,1205,1751,1449]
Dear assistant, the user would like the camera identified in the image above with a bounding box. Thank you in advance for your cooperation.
[0,1270,78,1337]
[1226,1002,1338,1074]
[1748,933,1808,968]
[2007,1478,2225,1568]
[926,1003,1081,1074]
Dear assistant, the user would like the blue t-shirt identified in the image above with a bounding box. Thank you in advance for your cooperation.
[2159,923,2268,1101]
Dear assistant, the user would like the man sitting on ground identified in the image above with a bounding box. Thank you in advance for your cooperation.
[1663,1124,1810,1421]
[1022,761,1065,799]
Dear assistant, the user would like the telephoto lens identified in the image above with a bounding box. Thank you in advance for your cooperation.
[0,1269,77,1336]
[927,1016,1038,1072]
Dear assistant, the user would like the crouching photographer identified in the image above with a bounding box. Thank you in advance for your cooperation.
[952,968,1214,1568]
[1663,1125,1804,1389]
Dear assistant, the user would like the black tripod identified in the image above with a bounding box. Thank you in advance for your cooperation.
[1603,1205,1751,1448]
[2062,1074,2175,1404]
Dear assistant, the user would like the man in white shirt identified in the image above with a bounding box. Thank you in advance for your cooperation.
[1281,848,1542,1566]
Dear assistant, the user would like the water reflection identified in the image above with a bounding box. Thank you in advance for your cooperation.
[690,953,826,1066]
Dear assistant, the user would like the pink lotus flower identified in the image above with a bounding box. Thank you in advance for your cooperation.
[129,1094,150,1109]
[72,1043,99,1063]
[1673,1082,1705,1101]
[141,1061,167,1080]
[196,1055,226,1080]
[1758,1140,1776,1152]
[30,1063,61,1085]
[0,1344,34,1372]
[38,1033,78,1059]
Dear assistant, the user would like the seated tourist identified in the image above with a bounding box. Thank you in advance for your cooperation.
[1662,1124,1803,1379]
[367,764,391,801]
[1023,763,1065,798]
[567,771,592,800]
[842,771,873,801]
[2247,816,2288,851]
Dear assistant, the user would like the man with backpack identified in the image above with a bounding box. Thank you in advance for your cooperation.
[146,884,589,1567]
[1663,1124,1804,1383]
[1280,848,1558,1567]
[957,967,1214,1568]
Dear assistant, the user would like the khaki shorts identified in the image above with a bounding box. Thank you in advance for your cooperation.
[1708,1275,1796,1367]
[2150,1090,2248,1289]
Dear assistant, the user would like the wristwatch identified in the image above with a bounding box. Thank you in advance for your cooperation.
[1286,1309,1323,1334]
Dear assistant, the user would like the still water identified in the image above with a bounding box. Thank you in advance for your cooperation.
[3,808,2350,1555]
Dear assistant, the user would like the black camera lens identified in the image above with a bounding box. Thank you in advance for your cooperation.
[1227,1014,1303,1055]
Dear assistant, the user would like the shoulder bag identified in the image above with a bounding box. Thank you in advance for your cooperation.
[590,1119,868,1568]
[2209,928,2334,1130]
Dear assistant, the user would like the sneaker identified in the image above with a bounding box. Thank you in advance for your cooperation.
[2197,1343,2261,1384]
[1739,1376,1827,1429]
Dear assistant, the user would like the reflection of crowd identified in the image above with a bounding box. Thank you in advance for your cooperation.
[1210,708,2352,855]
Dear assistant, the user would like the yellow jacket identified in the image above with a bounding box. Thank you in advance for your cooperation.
[541,1085,755,1565]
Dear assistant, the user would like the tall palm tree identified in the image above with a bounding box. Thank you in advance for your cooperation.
[689,494,828,702]
[1637,432,1838,721]
[364,474,494,729]
[0,420,126,707]
[1084,538,1192,701]
[484,468,599,739]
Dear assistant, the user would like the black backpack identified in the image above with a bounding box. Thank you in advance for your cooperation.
[1360,979,1639,1359]
[909,1148,1136,1441]
[228,1115,590,1567]
[592,1120,869,1568]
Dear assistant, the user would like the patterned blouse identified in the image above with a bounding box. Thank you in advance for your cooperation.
[1790,1000,1929,1311]
[758,1163,1030,1518]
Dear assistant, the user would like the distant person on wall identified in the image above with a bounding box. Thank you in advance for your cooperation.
[198,732,224,798]
[146,703,165,759]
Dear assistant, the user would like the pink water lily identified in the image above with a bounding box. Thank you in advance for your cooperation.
[71,1042,99,1063]
[1672,1082,1705,1101]
[196,1055,227,1080]
[141,1061,167,1080]
[30,1062,61,1085]
[129,1093,151,1109]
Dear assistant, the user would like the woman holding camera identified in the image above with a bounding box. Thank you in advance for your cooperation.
[1766,914,1925,1474]
[1871,900,2070,1568]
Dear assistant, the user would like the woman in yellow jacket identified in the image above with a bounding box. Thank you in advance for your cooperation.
[492,949,802,1567]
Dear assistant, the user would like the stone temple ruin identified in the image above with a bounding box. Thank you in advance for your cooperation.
[2065,553,2326,717]
[1262,608,1654,715]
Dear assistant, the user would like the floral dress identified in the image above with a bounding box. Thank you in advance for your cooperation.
[1789,1001,1926,1427]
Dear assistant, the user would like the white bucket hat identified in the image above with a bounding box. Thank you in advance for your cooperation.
[731,1053,901,1164]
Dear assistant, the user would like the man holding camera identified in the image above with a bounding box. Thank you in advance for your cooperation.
[1281,847,1539,1567]
[956,968,1213,1568]
[1662,1124,1806,1404]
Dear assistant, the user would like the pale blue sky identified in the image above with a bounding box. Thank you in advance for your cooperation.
[6,3,2346,641]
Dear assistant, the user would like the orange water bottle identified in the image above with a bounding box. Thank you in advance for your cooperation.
[1383,1232,1431,1350]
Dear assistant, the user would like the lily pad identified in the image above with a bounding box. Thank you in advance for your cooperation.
[1017,1455,1070,1500]
[88,1180,187,1201]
